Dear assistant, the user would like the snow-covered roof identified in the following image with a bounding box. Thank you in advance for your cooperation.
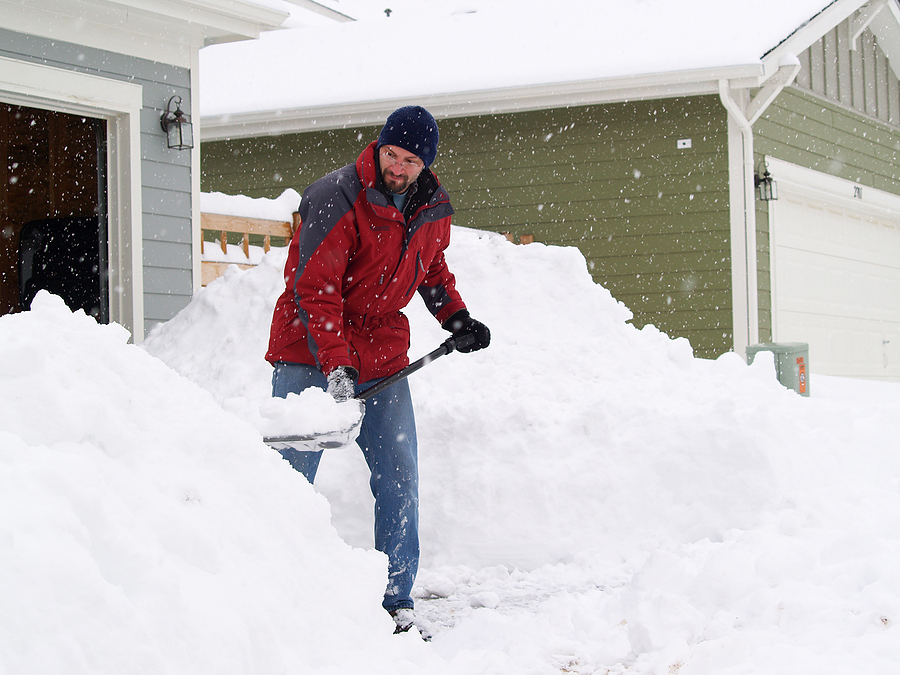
[199,0,868,138]
[0,0,292,68]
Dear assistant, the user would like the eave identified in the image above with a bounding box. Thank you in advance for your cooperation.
[285,0,354,23]
[200,64,765,141]
[0,0,290,68]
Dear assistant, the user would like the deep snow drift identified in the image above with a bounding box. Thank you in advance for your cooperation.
[2,190,899,674]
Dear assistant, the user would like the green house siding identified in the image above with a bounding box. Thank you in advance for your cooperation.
[757,86,900,195]
[750,19,900,351]
[201,127,373,200]
[202,96,733,358]
[436,99,733,359]
[753,85,900,346]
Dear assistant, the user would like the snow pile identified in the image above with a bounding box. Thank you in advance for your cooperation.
[2,189,900,673]
[144,208,804,572]
[0,293,448,674]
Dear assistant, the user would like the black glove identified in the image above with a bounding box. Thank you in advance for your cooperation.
[326,366,358,402]
[442,309,490,353]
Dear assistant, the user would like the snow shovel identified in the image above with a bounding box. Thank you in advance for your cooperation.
[263,333,475,451]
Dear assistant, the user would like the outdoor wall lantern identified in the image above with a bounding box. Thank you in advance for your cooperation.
[754,164,778,201]
[160,95,193,150]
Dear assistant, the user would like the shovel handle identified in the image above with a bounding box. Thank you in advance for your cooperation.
[356,334,475,401]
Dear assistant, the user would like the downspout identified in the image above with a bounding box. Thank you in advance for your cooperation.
[718,79,759,358]
[717,55,801,358]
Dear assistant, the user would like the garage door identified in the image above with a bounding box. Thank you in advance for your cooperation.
[768,159,900,382]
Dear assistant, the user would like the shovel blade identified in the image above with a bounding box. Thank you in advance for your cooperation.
[264,400,364,451]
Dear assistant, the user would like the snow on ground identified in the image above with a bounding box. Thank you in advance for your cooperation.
[2,189,900,674]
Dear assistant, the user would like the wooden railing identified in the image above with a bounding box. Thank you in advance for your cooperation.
[200,212,299,286]
[200,213,530,287]
[500,232,534,245]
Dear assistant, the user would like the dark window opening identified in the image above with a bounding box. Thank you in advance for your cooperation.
[1,103,109,322]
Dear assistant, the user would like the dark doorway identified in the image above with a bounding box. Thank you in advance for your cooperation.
[1,103,109,321]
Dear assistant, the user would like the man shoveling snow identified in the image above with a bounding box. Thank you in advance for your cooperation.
[265,105,491,637]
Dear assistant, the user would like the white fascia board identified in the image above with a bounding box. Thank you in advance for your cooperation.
[869,1,900,80]
[201,64,764,140]
[0,0,195,67]
[0,0,288,68]
[285,0,354,22]
[762,0,869,74]
[105,0,290,40]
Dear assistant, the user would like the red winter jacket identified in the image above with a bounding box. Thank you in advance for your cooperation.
[266,142,467,382]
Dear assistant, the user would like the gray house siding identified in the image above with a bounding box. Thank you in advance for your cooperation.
[202,97,735,359]
[1,26,194,329]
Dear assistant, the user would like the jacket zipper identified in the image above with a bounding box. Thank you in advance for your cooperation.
[403,251,425,299]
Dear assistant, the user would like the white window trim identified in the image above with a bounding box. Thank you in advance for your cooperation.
[0,55,145,340]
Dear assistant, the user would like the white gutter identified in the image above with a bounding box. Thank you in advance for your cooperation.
[0,0,291,67]
[201,64,763,140]
[117,0,292,42]
[285,0,355,22]
[718,56,801,358]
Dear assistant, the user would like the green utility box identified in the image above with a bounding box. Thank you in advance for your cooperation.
[746,343,810,397]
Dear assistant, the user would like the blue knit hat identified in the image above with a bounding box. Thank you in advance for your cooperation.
[377,105,439,167]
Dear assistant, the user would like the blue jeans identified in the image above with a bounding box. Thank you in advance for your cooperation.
[271,362,419,613]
